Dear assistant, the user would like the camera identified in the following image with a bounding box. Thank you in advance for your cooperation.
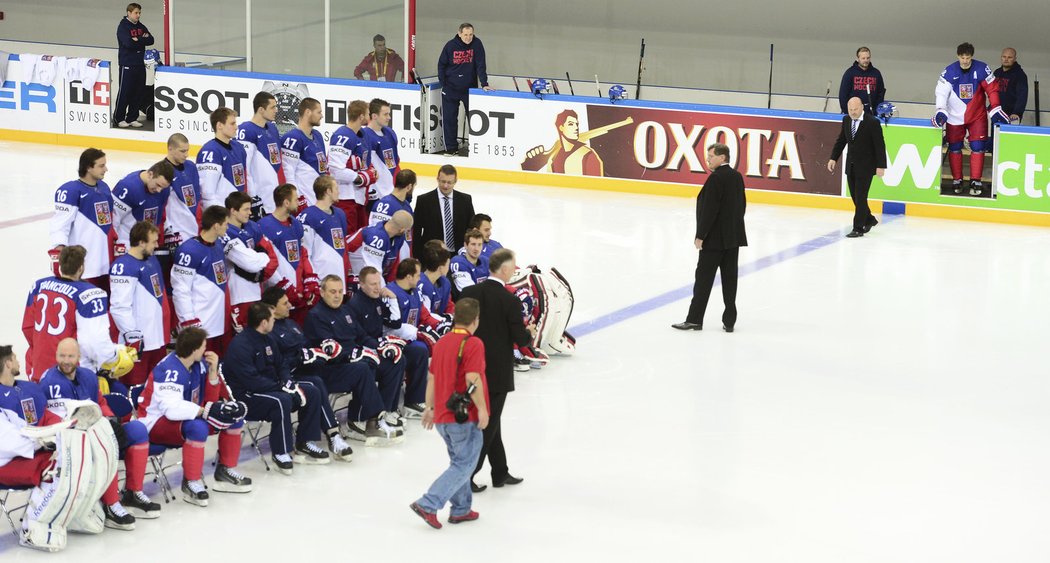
[445,383,477,423]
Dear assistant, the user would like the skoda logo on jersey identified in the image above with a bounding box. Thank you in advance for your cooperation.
[263,81,310,134]
[21,398,38,424]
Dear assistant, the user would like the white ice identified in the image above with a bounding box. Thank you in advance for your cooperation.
[0,140,1048,562]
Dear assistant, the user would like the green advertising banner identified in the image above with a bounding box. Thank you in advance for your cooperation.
[868,123,1050,213]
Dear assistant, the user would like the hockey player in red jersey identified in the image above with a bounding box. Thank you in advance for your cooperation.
[933,42,1010,196]
[23,245,135,382]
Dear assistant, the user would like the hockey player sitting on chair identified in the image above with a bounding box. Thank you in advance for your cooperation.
[449,228,489,297]
[224,302,331,474]
[418,240,455,322]
[40,338,154,529]
[137,328,251,505]
[1,345,119,552]
[385,259,446,419]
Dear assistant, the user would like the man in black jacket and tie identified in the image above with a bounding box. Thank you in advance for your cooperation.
[413,164,476,254]
[673,143,748,332]
[461,248,535,492]
[828,96,887,237]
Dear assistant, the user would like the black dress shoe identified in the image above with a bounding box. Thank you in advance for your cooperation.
[846,230,864,238]
[492,475,524,488]
[671,321,702,331]
[722,325,734,333]
[470,481,486,493]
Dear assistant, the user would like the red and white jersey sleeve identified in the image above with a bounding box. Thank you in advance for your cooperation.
[935,60,1001,125]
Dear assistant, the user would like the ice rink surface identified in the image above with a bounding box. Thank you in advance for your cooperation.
[1,141,1048,562]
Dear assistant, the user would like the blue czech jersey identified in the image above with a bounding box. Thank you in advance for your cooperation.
[110,253,168,351]
[112,170,170,248]
[39,366,102,419]
[171,237,229,337]
[197,138,248,209]
[361,125,399,200]
[0,381,48,426]
[346,221,404,280]
[238,121,284,213]
[298,205,348,283]
[165,160,202,247]
[280,127,329,207]
[49,179,114,279]
[137,352,210,429]
[418,273,453,317]
[258,215,307,287]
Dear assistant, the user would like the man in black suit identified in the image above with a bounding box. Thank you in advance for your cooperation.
[673,143,748,332]
[413,164,476,254]
[828,96,887,238]
[460,248,535,492]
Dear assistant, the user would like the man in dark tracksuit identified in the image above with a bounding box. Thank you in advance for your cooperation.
[222,302,329,474]
[114,3,154,127]
[437,23,492,154]
[995,48,1029,124]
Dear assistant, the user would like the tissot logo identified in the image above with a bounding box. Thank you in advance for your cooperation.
[154,86,251,115]
[68,81,110,106]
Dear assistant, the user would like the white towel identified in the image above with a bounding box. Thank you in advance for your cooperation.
[19,53,40,83]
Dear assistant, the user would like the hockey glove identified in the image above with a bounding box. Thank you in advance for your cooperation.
[301,347,330,365]
[122,330,144,355]
[418,326,441,349]
[355,166,379,188]
[250,195,265,220]
[297,194,309,214]
[180,318,202,331]
[99,345,138,378]
[377,336,405,364]
[302,273,321,300]
[988,106,1010,125]
[203,400,247,430]
[319,339,342,359]
[434,319,453,336]
[349,346,380,367]
[48,247,62,277]
[282,380,307,406]
[932,111,948,128]
[113,242,127,258]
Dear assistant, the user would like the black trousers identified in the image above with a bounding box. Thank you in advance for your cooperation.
[113,65,146,123]
[685,247,739,329]
[441,91,468,151]
[473,391,508,482]
[845,165,874,231]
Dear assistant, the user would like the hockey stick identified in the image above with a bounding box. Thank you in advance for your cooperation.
[566,72,575,95]
[767,43,774,109]
[512,76,521,92]
[410,68,428,153]
[821,80,832,112]
[635,38,645,100]
[595,74,601,97]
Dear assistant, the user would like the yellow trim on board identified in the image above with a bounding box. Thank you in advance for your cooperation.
[2,128,1046,227]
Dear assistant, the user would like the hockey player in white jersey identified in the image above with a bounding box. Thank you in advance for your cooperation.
[223,191,278,344]
[197,107,248,209]
[328,99,378,235]
[238,91,285,217]
[361,98,400,204]
[111,160,174,253]
[110,221,171,386]
[50,148,114,290]
[280,97,329,210]
[259,184,321,324]
[299,176,351,289]
[171,206,231,355]
[162,134,202,266]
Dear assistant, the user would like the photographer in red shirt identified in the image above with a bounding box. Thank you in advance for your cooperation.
[409,297,489,529]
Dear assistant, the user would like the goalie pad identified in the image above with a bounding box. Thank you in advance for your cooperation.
[507,266,576,355]
[20,401,118,552]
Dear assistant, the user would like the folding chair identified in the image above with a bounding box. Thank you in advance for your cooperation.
[129,385,179,503]
[0,485,31,537]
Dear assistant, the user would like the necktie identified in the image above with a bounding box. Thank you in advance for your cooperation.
[851,119,859,139]
[442,196,455,249]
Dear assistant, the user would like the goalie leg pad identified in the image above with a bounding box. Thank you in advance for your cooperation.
[68,416,118,534]
[536,268,576,355]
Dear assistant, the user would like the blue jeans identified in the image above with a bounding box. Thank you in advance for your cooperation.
[416,422,483,516]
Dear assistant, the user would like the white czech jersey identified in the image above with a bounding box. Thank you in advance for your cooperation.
[171,238,229,338]
[328,125,369,203]
[299,205,348,283]
[222,221,271,306]
[237,121,284,213]
[50,179,114,279]
[110,253,168,352]
[280,127,328,207]
[197,138,248,210]
[165,160,202,248]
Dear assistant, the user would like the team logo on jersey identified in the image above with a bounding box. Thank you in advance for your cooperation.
[331,227,345,249]
[150,273,163,297]
[959,84,974,100]
[191,388,200,405]
[231,163,246,188]
[144,207,159,225]
[212,261,228,284]
[345,314,353,324]
[267,143,281,165]
[407,309,419,326]
[181,185,197,207]
[285,240,300,262]
[20,398,39,424]
[265,345,273,356]
[383,149,395,169]
[94,201,112,225]
[316,152,329,174]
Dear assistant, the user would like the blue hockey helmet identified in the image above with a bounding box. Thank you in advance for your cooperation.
[609,84,627,101]
[875,102,896,121]
[531,78,550,97]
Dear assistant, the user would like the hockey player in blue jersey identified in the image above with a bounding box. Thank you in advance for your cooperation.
[419,240,455,322]
[450,228,490,296]
[347,210,413,283]
[223,302,332,474]
[312,272,409,435]
[280,97,329,210]
[223,192,278,346]
[39,338,153,528]
[172,206,230,355]
[263,286,399,447]
[198,107,249,209]
[259,184,321,323]
[329,99,379,235]
[385,259,444,418]
[369,169,416,261]
[470,213,504,261]
[361,98,400,205]
[111,160,174,254]
[49,148,114,286]
[238,92,286,217]
[299,177,350,289]
[162,134,202,265]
